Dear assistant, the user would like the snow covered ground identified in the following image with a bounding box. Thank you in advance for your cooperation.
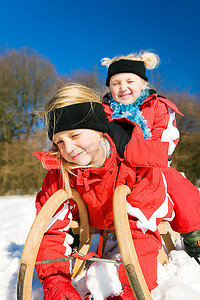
[1,194,200,300]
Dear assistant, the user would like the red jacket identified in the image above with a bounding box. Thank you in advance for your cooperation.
[102,93,200,236]
[34,133,174,283]
[103,91,183,159]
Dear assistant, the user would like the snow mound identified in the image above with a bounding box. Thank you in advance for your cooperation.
[152,250,200,299]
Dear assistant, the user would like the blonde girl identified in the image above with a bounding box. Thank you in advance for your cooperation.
[101,51,200,265]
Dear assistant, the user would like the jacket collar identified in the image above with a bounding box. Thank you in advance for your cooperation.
[103,90,183,116]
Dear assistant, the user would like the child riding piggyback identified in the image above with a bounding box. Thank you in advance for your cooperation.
[101,51,200,264]
[34,82,174,300]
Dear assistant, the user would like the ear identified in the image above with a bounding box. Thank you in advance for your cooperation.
[100,132,104,139]
[142,80,148,90]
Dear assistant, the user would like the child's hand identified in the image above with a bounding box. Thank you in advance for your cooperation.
[43,274,81,300]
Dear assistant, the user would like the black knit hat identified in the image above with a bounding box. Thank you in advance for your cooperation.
[106,59,148,86]
[47,102,109,141]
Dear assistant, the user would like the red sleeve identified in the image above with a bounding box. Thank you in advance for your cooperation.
[150,100,171,140]
[124,122,169,168]
[35,169,62,213]
[35,170,78,283]
[143,98,182,157]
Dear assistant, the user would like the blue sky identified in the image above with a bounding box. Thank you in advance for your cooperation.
[0,0,199,94]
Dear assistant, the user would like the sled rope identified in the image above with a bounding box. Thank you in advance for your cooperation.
[35,250,123,265]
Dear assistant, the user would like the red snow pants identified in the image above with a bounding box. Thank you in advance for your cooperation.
[162,167,200,233]
[119,230,161,291]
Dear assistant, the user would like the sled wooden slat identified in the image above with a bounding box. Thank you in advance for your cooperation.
[158,221,179,259]
[113,185,153,300]
[17,189,71,300]
[17,188,91,300]
[70,189,93,278]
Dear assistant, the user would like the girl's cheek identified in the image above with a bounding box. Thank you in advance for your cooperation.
[59,149,64,157]
[111,90,117,98]
[110,87,116,94]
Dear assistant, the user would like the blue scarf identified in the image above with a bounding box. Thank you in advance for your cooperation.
[109,90,151,139]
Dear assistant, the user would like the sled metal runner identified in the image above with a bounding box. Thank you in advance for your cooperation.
[17,186,177,300]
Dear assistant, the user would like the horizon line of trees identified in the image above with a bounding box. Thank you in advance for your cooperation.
[0,46,199,195]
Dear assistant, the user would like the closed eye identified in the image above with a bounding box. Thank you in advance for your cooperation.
[71,133,80,139]
[111,82,119,86]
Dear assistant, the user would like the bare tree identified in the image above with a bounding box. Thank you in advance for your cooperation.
[0,47,58,142]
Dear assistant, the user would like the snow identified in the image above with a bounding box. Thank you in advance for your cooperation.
[1,195,200,300]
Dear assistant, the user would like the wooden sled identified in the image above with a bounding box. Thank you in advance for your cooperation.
[17,186,178,300]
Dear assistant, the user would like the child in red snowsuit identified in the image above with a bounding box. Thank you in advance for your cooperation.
[101,51,200,263]
[34,82,174,299]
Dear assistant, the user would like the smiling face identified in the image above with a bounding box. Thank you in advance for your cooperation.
[53,128,106,167]
[109,73,147,104]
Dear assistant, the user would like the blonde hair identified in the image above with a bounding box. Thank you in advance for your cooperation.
[39,82,102,191]
[39,82,101,135]
[101,50,160,70]
[41,82,100,116]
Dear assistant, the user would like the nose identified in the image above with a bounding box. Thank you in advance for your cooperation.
[120,82,127,92]
[64,139,75,154]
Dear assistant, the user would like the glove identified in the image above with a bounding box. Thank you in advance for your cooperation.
[181,229,200,264]
[43,274,82,300]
